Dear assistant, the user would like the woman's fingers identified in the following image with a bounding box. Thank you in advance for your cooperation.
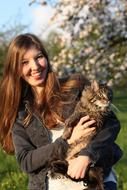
[67,116,96,144]
[78,115,90,125]
[82,119,96,129]
[82,126,96,137]
[67,156,90,179]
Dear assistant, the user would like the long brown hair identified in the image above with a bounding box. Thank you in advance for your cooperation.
[0,33,51,154]
[0,33,86,154]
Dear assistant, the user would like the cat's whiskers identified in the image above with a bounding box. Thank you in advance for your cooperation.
[111,103,120,112]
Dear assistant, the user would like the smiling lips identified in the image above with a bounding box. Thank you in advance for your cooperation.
[31,71,42,79]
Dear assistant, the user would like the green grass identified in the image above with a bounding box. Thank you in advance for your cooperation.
[113,92,127,190]
[0,91,126,190]
[0,151,28,190]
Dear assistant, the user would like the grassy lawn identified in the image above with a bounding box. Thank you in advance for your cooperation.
[0,151,28,190]
[113,91,127,190]
[0,90,126,190]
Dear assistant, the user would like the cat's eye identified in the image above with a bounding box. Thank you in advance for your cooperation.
[99,91,107,99]
[96,94,102,99]
[90,97,96,102]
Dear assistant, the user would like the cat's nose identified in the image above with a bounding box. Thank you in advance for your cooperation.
[103,100,108,104]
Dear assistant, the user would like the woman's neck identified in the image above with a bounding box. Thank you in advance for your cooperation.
[32,86,44,105]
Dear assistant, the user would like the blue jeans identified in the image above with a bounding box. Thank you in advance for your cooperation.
[104,169,117,190]
[104,182,117,190]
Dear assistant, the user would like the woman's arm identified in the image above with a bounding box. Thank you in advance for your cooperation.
[67,112,121,179]
[12,115,95,174]
[12,120,69,174]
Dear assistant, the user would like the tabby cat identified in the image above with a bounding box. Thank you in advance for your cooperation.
[49,80,113,190]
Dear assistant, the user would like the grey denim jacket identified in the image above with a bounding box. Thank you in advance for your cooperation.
[12,105,70,190]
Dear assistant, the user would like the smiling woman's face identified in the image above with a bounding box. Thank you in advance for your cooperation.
[21,46,48,88]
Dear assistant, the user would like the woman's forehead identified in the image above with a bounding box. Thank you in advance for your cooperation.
[23,47,41,60]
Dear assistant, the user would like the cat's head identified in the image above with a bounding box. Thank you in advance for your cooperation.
[81,80,113,112]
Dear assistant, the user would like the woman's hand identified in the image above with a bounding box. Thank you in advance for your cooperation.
[67,155,91,179]
[67,115,95,144]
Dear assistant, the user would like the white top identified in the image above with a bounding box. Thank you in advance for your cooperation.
[47,128,116,190]
[48,127,85,190]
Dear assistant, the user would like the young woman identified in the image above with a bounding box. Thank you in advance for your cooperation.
[0,33,122,190]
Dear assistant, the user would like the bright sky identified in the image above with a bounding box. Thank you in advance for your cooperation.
[0,0,55,37]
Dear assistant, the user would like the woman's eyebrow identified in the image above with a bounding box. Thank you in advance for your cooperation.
[22,58,28,62]
[35,52,44,58]
[22,51,42,60]
[37,52,43,56]
[22,58,29,63]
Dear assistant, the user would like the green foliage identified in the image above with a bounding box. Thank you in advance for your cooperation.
[0,172,28,190]
[43,31,64,60]
[113,90,127,190]
[0,151,28,190]
[0,22,27,78]
[0,45,7,77]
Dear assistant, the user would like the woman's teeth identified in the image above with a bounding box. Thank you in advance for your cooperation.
[32,71,41,77]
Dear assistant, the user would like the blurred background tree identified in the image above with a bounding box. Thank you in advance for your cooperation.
[0,17,27,78]
[30,0,127,89]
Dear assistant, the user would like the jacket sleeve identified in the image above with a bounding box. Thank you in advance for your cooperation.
[12,120,69,174]
[79,111,121,164]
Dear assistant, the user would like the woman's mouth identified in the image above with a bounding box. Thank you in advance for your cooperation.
[31,71,42,79]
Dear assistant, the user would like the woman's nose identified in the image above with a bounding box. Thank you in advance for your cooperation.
[30,59,39,70]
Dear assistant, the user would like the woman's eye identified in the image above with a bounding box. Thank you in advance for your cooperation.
[37,54,44,60]
[22,61,29,65]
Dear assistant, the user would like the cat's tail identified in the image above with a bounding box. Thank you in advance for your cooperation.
[84,166,104,190]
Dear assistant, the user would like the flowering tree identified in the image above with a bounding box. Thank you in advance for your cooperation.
[30,0,127,87]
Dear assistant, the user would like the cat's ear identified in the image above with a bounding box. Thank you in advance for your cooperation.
[107,80,113,87]
[91,80,99,92]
